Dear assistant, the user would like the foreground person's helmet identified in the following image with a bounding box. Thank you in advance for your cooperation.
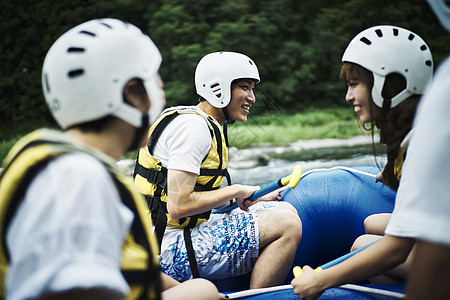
[42,18,164,129]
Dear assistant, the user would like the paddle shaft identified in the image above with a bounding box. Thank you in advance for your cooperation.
[293,240,378,277]
[213,176,288,214]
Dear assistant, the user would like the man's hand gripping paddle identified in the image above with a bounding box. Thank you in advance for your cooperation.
[213,165,302,214]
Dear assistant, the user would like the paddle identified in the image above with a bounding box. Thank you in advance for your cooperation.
[224,240,406,299]
[213,165,302,214]
[293,240,378,277]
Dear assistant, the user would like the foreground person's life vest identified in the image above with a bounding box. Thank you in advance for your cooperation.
[0,129,161,300]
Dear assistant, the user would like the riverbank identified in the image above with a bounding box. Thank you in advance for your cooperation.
[227,106,363,149]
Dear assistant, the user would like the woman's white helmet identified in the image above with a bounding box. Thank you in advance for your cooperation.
[42,18,164,129]
[195,51,260,108]
[342,25,433,108]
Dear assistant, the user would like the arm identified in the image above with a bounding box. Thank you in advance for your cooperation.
[166,169,259,219]
[405,241,450,300]
[256,186,286,202]
[291,235,414,300]
[161,272,179,290]
[161,272,224,300]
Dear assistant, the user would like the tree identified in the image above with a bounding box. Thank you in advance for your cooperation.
[1,0,448,141]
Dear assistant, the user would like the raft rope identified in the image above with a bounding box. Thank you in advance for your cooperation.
[301,165,377,179]
[224,283,405,299]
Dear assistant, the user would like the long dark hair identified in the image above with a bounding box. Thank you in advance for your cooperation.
[340,63,421,191]
[383,95,420,190]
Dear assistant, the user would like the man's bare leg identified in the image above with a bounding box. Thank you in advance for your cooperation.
[250,203,302,288]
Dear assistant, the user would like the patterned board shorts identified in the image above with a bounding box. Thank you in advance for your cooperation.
[160,202,276,281]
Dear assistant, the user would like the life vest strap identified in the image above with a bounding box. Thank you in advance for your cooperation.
[183,217,201,278]
[154,201,167,253]
[135,164,167,191]
[199,168,229,177]
[145,195,160,211]
[148,111,180,155]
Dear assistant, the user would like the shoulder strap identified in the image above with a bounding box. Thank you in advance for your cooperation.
[148,111,180,155]
[1,139,67,262]
[113,176,161,299]
[196,116,227,191]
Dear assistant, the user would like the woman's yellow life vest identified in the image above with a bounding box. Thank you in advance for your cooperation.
[0,129,161,300]
[134,106,231,231]
[394,130,413,182]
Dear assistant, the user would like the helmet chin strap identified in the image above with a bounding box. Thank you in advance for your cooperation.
[127,113,149,152]
[222,107,234,147]
[380,98,392,144]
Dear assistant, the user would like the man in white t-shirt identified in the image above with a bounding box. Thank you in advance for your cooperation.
[0,19,220,300]
[135,52,302,288]
[385,1,450,298]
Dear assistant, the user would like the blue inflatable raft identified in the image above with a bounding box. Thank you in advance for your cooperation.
[214,166,403,299]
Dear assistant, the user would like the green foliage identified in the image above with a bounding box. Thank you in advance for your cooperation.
[1,0,449,142]
[0,107,363,162]
[0,138,17,165]
[228,106,363,149]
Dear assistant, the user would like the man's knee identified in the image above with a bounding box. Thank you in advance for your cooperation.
[276,201,299,216]
[257,206,302,245]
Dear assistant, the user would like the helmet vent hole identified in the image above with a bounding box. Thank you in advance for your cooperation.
[44,73,50,93]
[360,37,372,45]
[375,29,383,37]
[408,34,415,41]
[420,44,427,51]
[210,82,223,99]
[393,28,399,36]
[100,22,112,29]
[249,60,253,65]
[79,30,96,37]
[68,69,84,78]
[425,60,432,67]
[67,47,85,53]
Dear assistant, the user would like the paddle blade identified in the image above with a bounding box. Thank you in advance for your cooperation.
[288,165,302,189]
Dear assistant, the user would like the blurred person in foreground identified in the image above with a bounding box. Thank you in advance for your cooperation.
[0,18,220,300]
[389,0,450,298]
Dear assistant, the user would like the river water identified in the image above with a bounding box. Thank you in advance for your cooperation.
[116,135,386,186]
[227,135,386,186]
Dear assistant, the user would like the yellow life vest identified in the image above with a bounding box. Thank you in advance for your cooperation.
[134,106,231,230]
[394,130,413,182]
[0,129,161,300]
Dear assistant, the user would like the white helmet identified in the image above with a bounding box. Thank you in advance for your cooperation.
[195,51,260,108]
[342,25,433,108]
[427,0,450,32]
[42,18,164,129]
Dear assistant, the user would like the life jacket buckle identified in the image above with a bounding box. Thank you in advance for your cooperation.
[145,195,160,211]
